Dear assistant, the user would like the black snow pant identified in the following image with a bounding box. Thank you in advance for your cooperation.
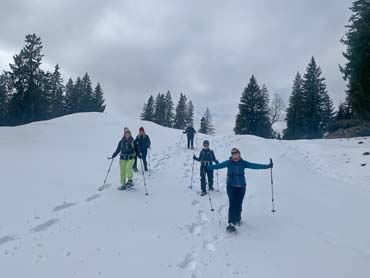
[187,135,194,149]
[227,185,246,225]
[200,165,214,193]
[134,149,148,170]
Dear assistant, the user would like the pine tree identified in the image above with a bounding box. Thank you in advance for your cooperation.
[164,91,174,127]
[284,72,306,139]
[186,100,194,127]
[234,76,272,138]
[302,57,334,138]
[199,117,207,134]
[140,95,155,121]
[154,93,166,125]
[81,73,94,112]
[64,78,76,114]
[92,83,106,112]
[8,33,47,124]
[48,65,64,118]
[337,100,353,121]
[173,93,188,129]
[340,0,370,120]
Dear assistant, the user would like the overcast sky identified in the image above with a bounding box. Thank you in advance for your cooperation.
[0,0,353,133]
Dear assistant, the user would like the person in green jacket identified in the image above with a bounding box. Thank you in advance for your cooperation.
[109,128,141,190]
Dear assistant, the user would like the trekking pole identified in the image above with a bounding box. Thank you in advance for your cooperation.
[208,191,215,212]
[190,159,195,189]
[140,158,149,196]
[216,170,219,192]
[270,158,276,213]
[98,157,114,191]
[148,149,151,177]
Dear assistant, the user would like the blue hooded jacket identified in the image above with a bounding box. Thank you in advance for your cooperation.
[208,158,270,187]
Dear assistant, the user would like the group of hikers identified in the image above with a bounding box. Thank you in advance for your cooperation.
[108,125,273,233]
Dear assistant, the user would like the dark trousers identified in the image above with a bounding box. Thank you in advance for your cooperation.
[227,185,246,225]
[187,136,194,149]
[134,149,148,170]
[200,166,214,193]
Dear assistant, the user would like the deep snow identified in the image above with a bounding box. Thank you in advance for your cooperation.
[0,112,369,278]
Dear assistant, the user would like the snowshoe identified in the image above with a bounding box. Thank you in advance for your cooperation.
[226,224,237,233]
[200,191,207,196]
[118,185,127,190]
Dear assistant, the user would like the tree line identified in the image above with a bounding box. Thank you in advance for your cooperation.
[140,92,215,135]
[0,34,106,126]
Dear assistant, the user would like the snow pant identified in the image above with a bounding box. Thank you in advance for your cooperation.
[187,135,194,149]
[227,185,246,225]
[200,165,214,193]
[133,149,148,170]
[119,159,135,185]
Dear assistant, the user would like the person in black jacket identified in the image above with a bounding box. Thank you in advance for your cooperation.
[109,128,140,189]
[193,140,218,196]
[133,127,151,172]
[183,125,197,149]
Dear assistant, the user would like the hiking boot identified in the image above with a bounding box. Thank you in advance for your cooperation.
[133,167,138,172]
[200,191,207,196]
[226,224,236,233]
[126,181,134,188]
[118,185,126,190]
[209,187,214,191]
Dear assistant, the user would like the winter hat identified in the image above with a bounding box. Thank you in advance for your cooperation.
[139,127,145,132]
[231,148,240,154]
[203,140,210,146]
[124,127,129,132]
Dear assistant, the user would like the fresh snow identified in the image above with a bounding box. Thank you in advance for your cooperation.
[0,112,370,278]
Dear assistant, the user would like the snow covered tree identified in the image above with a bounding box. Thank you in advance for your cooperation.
[141,95,155,121]
[198,107,215,135]
[270,93,285,124]
[234,76,272,138]
[173,93,188,129]
[340,0,370,120]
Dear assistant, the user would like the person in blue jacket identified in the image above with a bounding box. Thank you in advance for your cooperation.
[208,148,273,233]
[193,140,219,196]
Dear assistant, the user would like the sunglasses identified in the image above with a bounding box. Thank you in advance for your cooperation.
[203,144,209,147]
[231,151,239,155]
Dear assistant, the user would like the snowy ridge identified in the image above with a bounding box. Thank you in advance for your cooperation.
[0,112,370,278]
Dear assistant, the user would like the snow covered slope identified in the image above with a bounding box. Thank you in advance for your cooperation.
[0,112,370,278]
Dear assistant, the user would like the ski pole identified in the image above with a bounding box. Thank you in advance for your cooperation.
[216,170,219,192]
[140,158,149,196]
[98,157,114,191]
[190,159,195,189]
[270,158,276,213]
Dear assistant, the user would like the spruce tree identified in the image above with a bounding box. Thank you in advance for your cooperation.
[340,0,370,120]
[140,95,155,121]
[199,117,207,134]
[284,72,306,139]
[173,93,188,129]
[81,73,94,112]
[186,100,194,127]
[92,83,106,112]
[154,93,166,125]
[48,65,65,118]
[199,108,215,135]
[64,78,76,114]
[234,76,272,138]
[337,100,353,121]
[8,33,47,124]
[164,91,174,127]
[302,57,334,138]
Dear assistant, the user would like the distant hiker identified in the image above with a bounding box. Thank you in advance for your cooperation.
[109,128,141,190]
[183,125,197,149]
[133,127,151,172]
[193,140,218,196]
[207,148,273,233]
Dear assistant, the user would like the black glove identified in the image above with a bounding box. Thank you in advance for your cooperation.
[269,158,273,168]
[193,154,196,160]
[138,153,143,159]
[215,160,219,164]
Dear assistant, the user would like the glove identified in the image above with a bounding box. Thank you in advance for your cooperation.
[269,158,273,168]
[215,160,219,164]
[138,153,143,159]
[193,154,196,160]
